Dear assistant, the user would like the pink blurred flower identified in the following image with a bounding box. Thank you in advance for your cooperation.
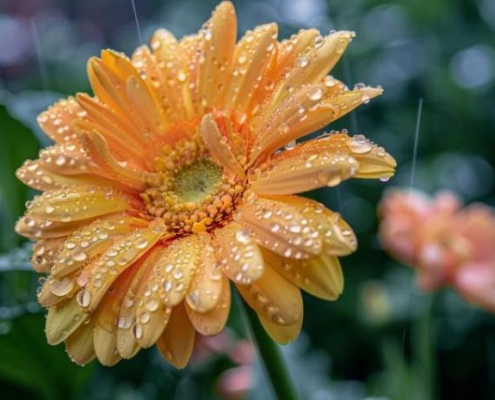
[379,188,495,311]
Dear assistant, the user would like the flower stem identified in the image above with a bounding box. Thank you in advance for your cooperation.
[236,294,299,400]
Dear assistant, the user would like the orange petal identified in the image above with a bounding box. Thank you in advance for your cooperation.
[148,31,194,122]
[151,235,202,307]
[78,130,148,191]
[264,31,355,115]
[92,264,138,366]
[236,265,303,325]
[197,1,236,111]
[65,323,96,366]
[116,251,160,359]
[199,114,246,178]
[259,315,302,344]
[263,248,343,300]
[37,272,79,307]
[26,186,136,223]
[213,222,264,285]
[79,221,167,312]
[37,97,83,143]
[185,275,230,335]
[31,237,64,273]
[52,215,142,277]
[279,195,357,256]
[239,195,322,259]
[186,234,224,313]
[45,297,87,345]
[93,327,122,366]
[156,302,195,369]
[250,151,358,195]
[224,23,278,117]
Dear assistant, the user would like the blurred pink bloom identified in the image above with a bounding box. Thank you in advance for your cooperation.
[191,330,255,400]
[379,188,495,311]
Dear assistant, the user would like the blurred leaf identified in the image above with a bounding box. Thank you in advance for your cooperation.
[0,98,40,249]
[0,313,95,400]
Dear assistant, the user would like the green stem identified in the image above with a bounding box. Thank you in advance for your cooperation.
[235,294,299,400]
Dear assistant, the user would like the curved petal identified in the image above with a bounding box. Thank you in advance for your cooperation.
[239,195,322,259]
[236,264,303,325]
[79,221,167,312]
[156,302,195,369]
[185,275,230,335]
[37,97,82,143]
[213,222,264,285]
[65,323,96,366]
[186,234,224,313]
[262,248,343,300]
[25,186,138,223]
[259,315,302,344]
[45,297,87,345]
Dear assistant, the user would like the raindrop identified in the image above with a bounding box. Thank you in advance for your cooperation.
[349,134,373,154]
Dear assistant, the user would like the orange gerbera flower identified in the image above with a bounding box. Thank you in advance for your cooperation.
[16,1,395,367]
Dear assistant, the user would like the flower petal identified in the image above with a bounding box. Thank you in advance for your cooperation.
[52,215,143,277]
[147,31,194,122]
[185,275,230,335]
[250,151,358,195]
[259,315,302,344]
[197,1,236,111]
[45,297,87,345]
[93,326,122,366]
[224,23,278,117]
[78,130,148,191]
[199,114,246,178]
[239,195,322,259]
[213,222,264,285]
[157,302,195,369]
[31,237,64,273]
[26,186,137,223]
[236,265,303,325]
[65,323,96,366]
[116,251,159,359]
[38,273,78,307]
[279,195,357,256]
[79,221,167,312]
[37,97,82,143]
[262,248,343,300]
[150,235,202,307]
[186,234,224,313]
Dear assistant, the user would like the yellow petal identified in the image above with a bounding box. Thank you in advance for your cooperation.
[199,114,246,178]
[37,97,82,143]
[250,151,358,195]
[38,273,78,307]
[197,1,236,111]
[45,297,87,345]
[148,31,193,122]
[80,221,166,312]
[185,275,230,335]
[65,323,95,366]
[213,222,264,285]
[236,265,303,325]
[239,195,322,259]
[26,186,136,223]
[15,215,88,240]
[259,315,302,344]
[93,326,122,366]
[78,130,148,191]
[156,302,195,369]
[278,195,357,256]
[31,237,64,273]
[116,251,160,359]
[186,234,224,313]
[151,235,202,307]
[224,23,278,117]
[263,248,343,300]
[52,215,142,277]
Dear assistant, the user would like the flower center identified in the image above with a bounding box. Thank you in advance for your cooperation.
[141,135,244,235]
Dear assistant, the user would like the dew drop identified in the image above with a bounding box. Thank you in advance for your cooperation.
[76,289,91,308]
[349,134,373,154]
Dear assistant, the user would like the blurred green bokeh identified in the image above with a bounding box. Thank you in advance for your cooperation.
[1,0,495,399]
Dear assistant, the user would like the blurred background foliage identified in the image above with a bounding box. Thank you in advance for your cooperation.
[1,0,495,399]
